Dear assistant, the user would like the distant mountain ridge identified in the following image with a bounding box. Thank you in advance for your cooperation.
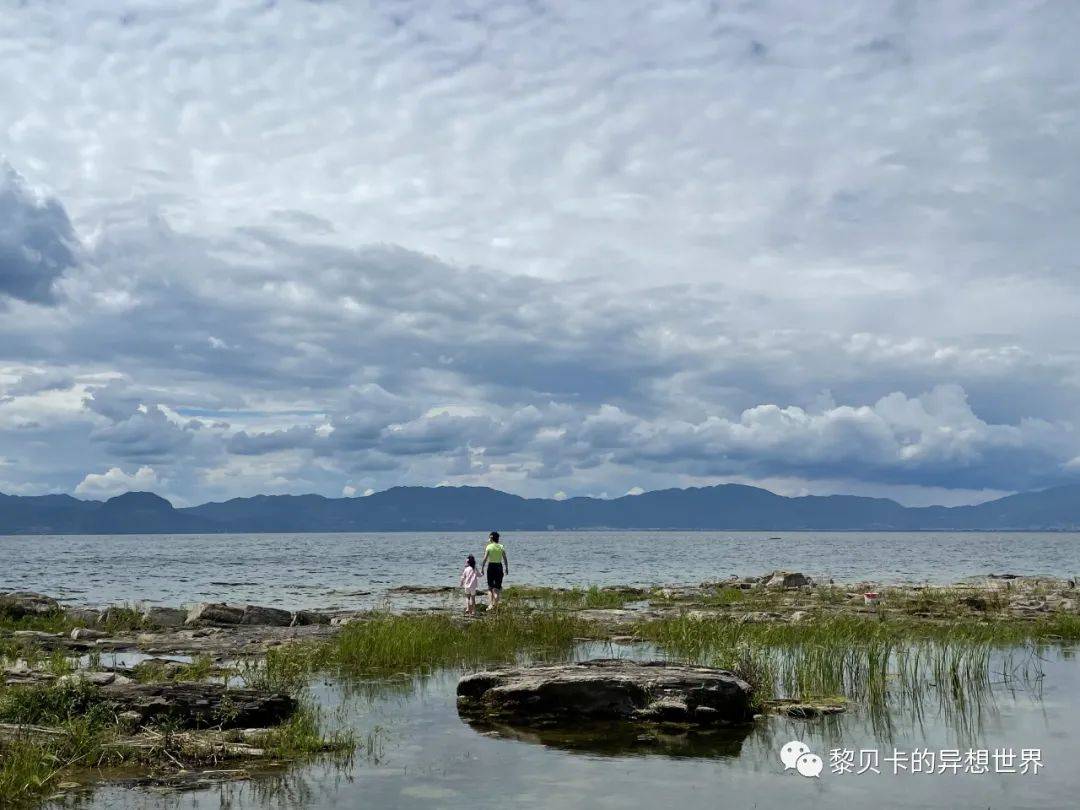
[1,482,1079,534]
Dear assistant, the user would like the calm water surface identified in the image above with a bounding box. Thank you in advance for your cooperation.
[82,644,1079,810]
[3,531,1080,609]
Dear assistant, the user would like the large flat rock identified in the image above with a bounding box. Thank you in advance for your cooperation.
[457,659,753,727]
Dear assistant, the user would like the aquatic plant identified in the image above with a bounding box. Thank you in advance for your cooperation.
[635,613,1064,739]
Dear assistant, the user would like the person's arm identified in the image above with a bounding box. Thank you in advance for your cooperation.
[503,551,509,576]
[480,551,489,573]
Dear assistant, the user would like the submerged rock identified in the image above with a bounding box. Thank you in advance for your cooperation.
[0,591,60,618]
[769,699,847,719]
[457,659,753,727]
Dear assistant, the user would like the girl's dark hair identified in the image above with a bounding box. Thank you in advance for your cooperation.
[466,555,476,568]
[489,531,500,542]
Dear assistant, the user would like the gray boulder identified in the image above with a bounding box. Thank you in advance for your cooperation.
[0,591,60,618]
[186,603,245,626]
[240,605,292,626]
[457,659,753,727]
[142,606,187,628]
[764,571,810,590]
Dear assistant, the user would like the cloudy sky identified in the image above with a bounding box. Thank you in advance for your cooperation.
[2,0,1079,506]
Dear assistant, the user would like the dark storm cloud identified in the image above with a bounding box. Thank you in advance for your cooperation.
[0,209,1076,503]
[0,164,78,305]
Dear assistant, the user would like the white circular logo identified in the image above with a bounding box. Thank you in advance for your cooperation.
[780,740,810,770]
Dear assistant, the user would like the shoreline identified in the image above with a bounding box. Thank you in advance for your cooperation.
[3,573,1080,806]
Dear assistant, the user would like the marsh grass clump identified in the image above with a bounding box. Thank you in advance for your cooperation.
[98,605,150,634]
[503,586,635,610]
[0,681,109,727]
[0,737,62,808]
[240,644,331,693]
[134,654,217,684]
[0,610,75,635]
[636,613,1072,734]
[326,610,585,676]
[262,700,356,761]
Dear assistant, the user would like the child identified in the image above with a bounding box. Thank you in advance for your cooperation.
[459,555,478,616]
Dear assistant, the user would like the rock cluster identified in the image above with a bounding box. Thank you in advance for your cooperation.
[184,602,330,627]
[0,591,60,618]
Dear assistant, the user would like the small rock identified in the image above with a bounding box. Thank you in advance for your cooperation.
[290,610,330,627]
[117,710,144,729]
[772,700,846,718]
[788,610,809,623]
[59,671,118,687]
[764,572,810,590]
[186,603,245,626]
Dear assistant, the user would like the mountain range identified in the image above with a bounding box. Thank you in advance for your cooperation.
[1,482,1079,534]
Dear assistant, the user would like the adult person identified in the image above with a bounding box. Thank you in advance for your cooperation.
[480,531,509,610]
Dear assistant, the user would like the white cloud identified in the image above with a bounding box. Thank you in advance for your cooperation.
[0,3,1079,505]
[75,465,160,499]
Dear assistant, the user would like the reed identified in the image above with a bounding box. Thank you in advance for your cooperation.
[635,613,1058,733]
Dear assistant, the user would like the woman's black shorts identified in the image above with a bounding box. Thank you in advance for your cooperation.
[487,562,504,590]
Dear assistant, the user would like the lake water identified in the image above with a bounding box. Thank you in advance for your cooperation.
[81,643,1080,810]
[8,532,1080,809]
[3,531,1080,610]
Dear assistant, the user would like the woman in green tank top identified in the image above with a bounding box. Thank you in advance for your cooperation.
[480,531,509,610]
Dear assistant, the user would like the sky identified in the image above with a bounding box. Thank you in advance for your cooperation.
[2,0,1079,507]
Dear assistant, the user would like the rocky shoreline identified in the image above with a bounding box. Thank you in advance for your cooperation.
[4,571,1079,660]
[3,572,1079,803]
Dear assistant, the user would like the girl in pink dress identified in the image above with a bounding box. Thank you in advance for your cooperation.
[459,555,479,616]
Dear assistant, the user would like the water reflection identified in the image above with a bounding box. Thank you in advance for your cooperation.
[460,718,754,758]
[70,644,1080,810]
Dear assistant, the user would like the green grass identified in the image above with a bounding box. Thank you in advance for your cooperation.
[0,737,63,808]
[262,700,355,759]
[636,612,1080,727]
[0,649,355,807]
[0,611,75,635]
[328,610,586,675]
[133,655,216,683]
[503,586,636,610]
